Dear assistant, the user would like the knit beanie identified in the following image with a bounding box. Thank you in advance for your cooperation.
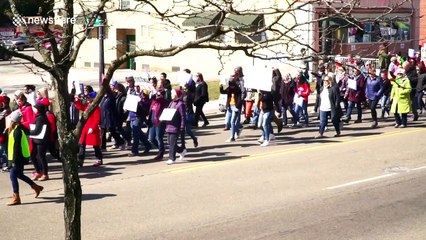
[10,110,22,123]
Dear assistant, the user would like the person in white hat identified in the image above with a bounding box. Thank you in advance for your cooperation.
[390,68,412,128]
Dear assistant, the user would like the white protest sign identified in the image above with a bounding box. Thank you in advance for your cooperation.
[177,71,192,87]
[123,94,140,112]
[159,108,177,121]
[244,68,272,92]
[408,48,415,58]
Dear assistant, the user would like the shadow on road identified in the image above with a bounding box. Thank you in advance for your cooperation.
[24,193,117,205]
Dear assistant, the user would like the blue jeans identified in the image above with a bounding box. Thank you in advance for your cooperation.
[148,125,165,153]
[281,104,297,125]
[229,106,240,140]
[319,111,340,135]
[381,95,390,114]
[10,161,34,193]
[345,101,362,120]
[131,117,151,154]
[294,101,308,124]
[251,105,260,126]
[258,110,272,141]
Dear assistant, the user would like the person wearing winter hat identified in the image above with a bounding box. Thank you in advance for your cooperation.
[164,88,186,164]
[74,91,103,166]
[390,68,412,128]
[7,110,43,205]
[29,102,51,181]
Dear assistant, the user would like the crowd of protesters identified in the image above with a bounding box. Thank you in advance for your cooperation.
[220,48,426,144]
[1,46,426,205]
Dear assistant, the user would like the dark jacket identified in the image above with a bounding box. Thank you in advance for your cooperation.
[405,67,418,91]
[417,73,426,93]
[194,82,209,106]
[30,112,50,145]
[165,99,186,134]
[319,84,342,120]
[115,92,128,123]
[220,83,243,110]
[259,91,274,112]
[382,79,392,96]
[279,80,296,106]
[100,91,118,129]
[365,76,383,101]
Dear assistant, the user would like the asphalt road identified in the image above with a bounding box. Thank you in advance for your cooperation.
[0,112,425,240]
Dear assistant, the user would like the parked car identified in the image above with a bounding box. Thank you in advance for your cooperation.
[6,36,31,51]
[0,40,16,61]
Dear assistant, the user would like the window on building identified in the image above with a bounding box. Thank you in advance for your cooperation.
[330,16,411,44]
[120,0,131,10]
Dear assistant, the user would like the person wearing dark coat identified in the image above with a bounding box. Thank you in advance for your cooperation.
[279,73,297,126]
[194,72,209,127]
[100,89,125,150]
[403,61,419,120]
[220,78,243,142]
[316,76,343,138]
[29,103,51,181]
[114,83,131,146]
[416,73,426,113]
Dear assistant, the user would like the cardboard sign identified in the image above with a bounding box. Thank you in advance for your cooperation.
[123,94,140,112]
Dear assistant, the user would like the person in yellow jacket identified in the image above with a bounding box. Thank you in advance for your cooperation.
[7,110,43,206]
[390,68,412,128]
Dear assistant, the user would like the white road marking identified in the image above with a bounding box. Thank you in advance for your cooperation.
[325,165,426,190]
[325,174,397,190]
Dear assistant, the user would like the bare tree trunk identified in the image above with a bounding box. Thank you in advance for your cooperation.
[61,135,81,240]
[51,71,82,240]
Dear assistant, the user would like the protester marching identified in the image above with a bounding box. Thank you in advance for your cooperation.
[1,49,426,205]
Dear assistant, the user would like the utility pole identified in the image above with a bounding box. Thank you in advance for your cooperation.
[99,12,105,87]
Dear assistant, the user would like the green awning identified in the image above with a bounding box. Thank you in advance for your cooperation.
[182,12,220,27]
[222,14,263,28]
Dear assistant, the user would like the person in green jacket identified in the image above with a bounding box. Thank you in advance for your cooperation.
[390,68,412,128]
[7,110,43,206]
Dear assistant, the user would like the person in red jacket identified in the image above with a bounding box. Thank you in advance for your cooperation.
[293,72,311,127]
[74,91,103,167]
[16,93,35,131]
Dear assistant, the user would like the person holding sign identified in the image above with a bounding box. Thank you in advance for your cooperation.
[293,72,311,127]
[343,68,365,123]
[29,101,51,181]
[125,76,152,157]
[164,89,186,165]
